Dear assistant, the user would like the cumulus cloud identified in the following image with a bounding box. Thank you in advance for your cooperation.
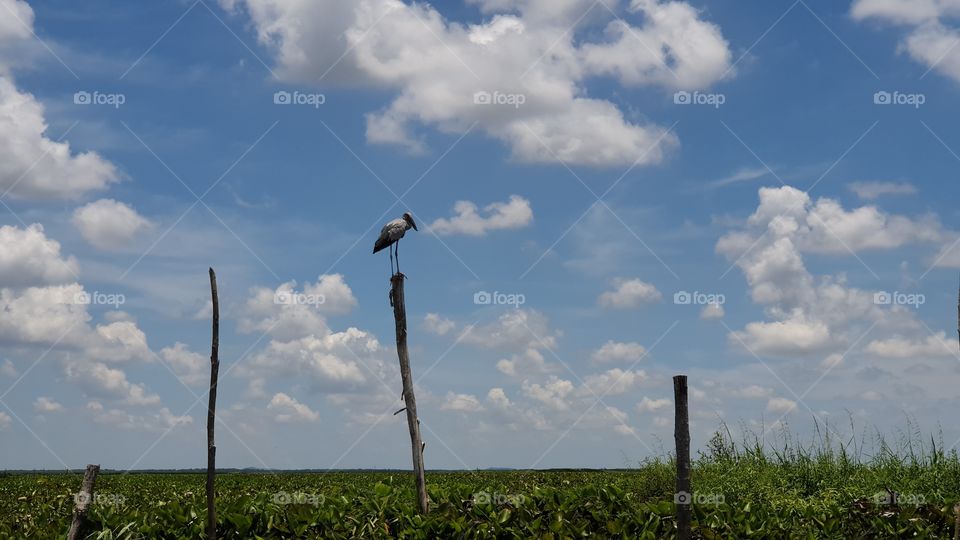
[486,387,511,409]
[244,330,378,392]
[852,0,960,82]
[430,195,532,236]
[441,391,484,412]
[577,368,647,397]
[462,309,559,351]
[718,186,941,357]
[0,224,78,287]
[718,186,942,256]
[522,376,574,410]
[235,274,387,395]
[591,340,647,364]
[423,313,456,335]
[700,302,725,319]
[72,199,151,250]
[33,396,62,413]
[239,275,358,341]
[766,397,798,414]
[0,77,120,199]
[159,342,208,386]
[636,396,670,414]
[65,360,160,406]
[496,348,554,377]
[598,278,662,308]
[87,401,192,431]
[268,392,320,423]
[221,0,732,166]
[0,411,11,429]
[865,332,956,358]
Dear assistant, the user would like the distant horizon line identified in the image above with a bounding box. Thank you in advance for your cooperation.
[0,467,636,474]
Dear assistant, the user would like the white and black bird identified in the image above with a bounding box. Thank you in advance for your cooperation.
[373,212,418,275]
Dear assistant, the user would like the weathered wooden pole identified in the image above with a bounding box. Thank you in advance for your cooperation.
[206,268,220,540]
[673,375,691,540]
[390,273,428,514]
[953,502,960,540]
[67,463,99,540]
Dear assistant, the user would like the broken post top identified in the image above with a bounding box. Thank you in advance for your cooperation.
[391,272,406,283]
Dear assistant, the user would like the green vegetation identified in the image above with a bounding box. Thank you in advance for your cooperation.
[3,427,960,538]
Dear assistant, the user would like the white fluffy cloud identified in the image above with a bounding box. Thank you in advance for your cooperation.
[865,332,956,359]
[268,392,320,423]
[853,0,960,82]
[423,313,456,335]
[87,401,192,431]
[0,224,78,287]
[72,199,151,250]
[0,0,105,195]
[718,186,934,357]
[65,360,160,406]
[598,278,662,308]
[0,77,120,199]
[700,302,724,319]
[766,397,797,414]
[441,391,484,412]
[591,340,647,364]
[160,342,208,386]
[462,309,559,351]
[430,195,532,236]
[577,368,647,396]
[636,396,670,414]
[33,396,62,413]
[221,0,732,166]
[718,186,942,256]
[245,330,378,392]
[236,274,387,394]
[522,376,574,410]
[239,275,358,341]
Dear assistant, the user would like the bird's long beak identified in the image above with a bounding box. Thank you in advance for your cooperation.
[409,217,418,231]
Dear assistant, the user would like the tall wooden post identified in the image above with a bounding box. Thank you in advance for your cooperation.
[673,375,691,540]
[390,273,428,514]
[206,268,220,540]
[67,463,99,540]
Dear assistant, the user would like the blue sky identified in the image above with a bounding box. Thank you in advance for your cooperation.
[1,0,960,470]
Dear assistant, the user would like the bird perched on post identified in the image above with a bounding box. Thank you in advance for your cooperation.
[374,212,418,276]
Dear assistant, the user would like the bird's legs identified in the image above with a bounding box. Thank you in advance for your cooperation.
[394,240,401,275]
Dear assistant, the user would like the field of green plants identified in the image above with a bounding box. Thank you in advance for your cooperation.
[4,430,960,538]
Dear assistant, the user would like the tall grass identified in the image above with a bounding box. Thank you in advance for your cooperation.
[679,417,960,505]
